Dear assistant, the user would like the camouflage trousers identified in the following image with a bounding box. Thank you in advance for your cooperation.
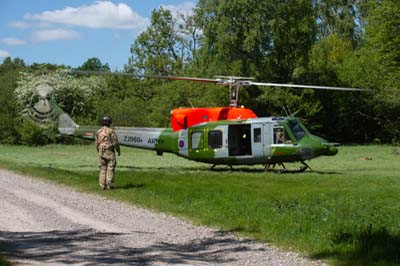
[98,149,116,189]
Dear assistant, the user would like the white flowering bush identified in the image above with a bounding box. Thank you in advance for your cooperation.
[15,69,106,121]
[14,69,106,145]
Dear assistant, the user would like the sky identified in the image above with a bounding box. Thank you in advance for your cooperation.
[0,0,196,70]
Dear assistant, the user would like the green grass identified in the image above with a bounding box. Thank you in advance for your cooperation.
[1,144,400,266]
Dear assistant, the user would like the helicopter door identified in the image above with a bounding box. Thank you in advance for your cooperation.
[252,124,264,157]
[228,124,252,156]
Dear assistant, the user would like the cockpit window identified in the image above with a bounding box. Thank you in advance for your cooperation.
[287,119,307,141]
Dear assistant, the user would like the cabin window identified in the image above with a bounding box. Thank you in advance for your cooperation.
[208,130,223,149]
[191,131,203,149]
[253,128,261,143]
[273,127,292,144]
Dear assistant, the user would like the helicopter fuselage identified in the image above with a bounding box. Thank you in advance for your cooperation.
[70,116,338,167]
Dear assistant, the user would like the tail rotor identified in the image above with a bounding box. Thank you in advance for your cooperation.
[21,82,79,133]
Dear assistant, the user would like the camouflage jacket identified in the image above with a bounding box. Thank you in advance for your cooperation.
[95,126,120,155]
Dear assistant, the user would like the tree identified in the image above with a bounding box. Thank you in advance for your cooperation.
[337,0,400,142]
[314,0,364,44]
[366,0,400,69]
[0,57,26,144]
[127,7,198,76]
[193,0,320,123]
[195,0,270,77]
[268,0,316,82]
[195,0,316,81]
[364,0,400,141]
[77,57,110,72]
[1,56,26,69]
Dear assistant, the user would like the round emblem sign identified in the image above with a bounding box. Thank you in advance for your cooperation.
[179,140,185,148]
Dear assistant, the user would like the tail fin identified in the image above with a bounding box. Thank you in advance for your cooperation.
[58,113,79,135]
[49,101,79,135]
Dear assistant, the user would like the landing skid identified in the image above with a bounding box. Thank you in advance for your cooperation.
[264,162,287,173]
[209,161,311,173]
[264,161,311,173]
[300,161,311,172]
[210,164,233,171]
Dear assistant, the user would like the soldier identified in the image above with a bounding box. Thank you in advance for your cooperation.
[95,116,120,190]
[275,128,284,144]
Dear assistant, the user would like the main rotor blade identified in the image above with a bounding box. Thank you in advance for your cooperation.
[147,76,219,84]
[70,71,221,84]
[215,75,255,80]
[70,69,138,77]
[69,70,366,91]
[250,82,365,91]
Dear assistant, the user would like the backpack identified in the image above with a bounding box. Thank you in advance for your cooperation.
[97,127,114,150]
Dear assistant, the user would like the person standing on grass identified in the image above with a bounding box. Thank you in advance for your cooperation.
[95,116,120,190]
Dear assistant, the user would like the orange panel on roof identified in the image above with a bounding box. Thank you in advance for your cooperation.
[170,107,257,131]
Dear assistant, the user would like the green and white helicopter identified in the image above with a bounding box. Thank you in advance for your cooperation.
[35,76,363,172]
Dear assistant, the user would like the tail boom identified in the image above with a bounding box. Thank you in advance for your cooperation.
[61,124,179,155]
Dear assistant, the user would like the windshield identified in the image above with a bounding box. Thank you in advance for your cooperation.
[287,119,307,141]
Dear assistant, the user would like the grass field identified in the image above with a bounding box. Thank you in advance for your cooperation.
[1,144,400,266]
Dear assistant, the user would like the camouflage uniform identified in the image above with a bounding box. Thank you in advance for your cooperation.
[95,125,120,189]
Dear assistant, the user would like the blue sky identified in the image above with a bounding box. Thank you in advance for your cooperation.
[0,0,196,70]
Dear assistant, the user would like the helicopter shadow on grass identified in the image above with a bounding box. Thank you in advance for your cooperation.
[81,164,340,175]
[307,169,342,175]
[118,165,211,172]
[118,164,342,175]
[310,227,400,266]
[118,164,282,174]
[208,165,341,175]
[115,183,146,190]
[78,164,209,172]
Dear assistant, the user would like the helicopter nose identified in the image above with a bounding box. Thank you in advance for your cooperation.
[323,144,338,156]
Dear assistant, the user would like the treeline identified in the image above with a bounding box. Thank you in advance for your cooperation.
[1,0,400,145]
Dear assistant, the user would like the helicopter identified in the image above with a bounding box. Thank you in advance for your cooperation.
[49,75,364,172]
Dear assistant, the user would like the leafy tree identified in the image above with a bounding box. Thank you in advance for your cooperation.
[302,35,364,141]
[18,120,57,146]
[195,0,270,77]
[1,56,26,69]
[177,11,202,66]
[195,0,315,81]
[314,0,364,44]
[193,0,320,125]
[93,75,156,126]
[365,0,400,69]
[127,7,197,76]
[338,0,400,142]
[0,57,27,144]
[268,0,316,82]
[77,57,110,72]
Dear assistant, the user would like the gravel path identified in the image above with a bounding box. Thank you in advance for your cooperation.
[0,169,327,266]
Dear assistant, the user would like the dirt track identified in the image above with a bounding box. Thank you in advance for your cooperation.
[0,169,326,266]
